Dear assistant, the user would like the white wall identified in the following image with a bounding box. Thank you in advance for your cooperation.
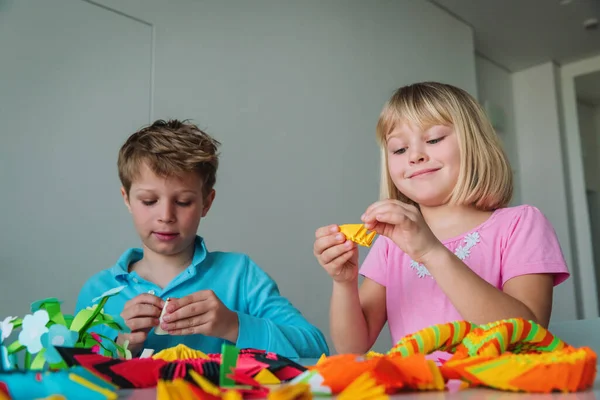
[475,56,520,206]
[0,0,477,354]
[512,63,579,322]
[0,0,152,316]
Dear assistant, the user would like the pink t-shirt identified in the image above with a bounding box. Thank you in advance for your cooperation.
[359,204,570,360]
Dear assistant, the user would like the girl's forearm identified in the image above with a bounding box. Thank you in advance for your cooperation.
[422,246,538,324]
[329,280,371,354]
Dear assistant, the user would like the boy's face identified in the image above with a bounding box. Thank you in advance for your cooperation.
[121,162,215,257]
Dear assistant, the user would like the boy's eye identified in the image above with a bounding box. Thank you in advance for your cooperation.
[141,200,156,206]
[393,148,406,155]
[427,137,444,144]
[176,201,192,207]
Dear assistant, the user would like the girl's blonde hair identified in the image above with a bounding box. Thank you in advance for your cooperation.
[376,82,512,211]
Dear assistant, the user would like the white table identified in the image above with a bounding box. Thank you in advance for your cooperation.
[118,359,600,399]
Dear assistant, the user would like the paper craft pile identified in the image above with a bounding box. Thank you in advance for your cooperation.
[1,291,597,399]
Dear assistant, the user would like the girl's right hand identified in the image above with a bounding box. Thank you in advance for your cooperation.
[314,224,359,283]
[117,294,164,354]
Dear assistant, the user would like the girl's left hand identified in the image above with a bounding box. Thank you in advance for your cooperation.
[160,290,239,343]
[362,199,442,263]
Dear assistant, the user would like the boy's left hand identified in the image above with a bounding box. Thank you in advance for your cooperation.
[160,290,239,343]
[362,199,442,263]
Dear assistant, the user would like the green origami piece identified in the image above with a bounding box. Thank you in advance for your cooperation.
[1,288,131,371]
[219,343,240,387]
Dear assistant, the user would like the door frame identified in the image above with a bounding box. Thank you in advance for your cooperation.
[560,54,600,319]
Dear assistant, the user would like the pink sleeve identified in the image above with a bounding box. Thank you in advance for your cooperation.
[358,235,389,287]
[501,205,570,287]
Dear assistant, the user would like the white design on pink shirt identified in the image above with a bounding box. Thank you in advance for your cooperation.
[409,232,481,278]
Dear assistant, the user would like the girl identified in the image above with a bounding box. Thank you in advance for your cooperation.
[313,82,570,359]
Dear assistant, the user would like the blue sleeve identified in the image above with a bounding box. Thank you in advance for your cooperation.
[234,257,329,358]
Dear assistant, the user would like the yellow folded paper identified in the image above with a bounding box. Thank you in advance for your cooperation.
[255,368,281,385]
[152,343,209,361]
[339,224,376,247]
[268,383,312,400]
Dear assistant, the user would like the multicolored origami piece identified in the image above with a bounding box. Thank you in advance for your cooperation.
[339,224,377,247]
[388,320,477,357]
[0,289,130,373]
[46,343,306,394]
[0,367,118,400]
[386,318,597,394]
[1,294,597,400]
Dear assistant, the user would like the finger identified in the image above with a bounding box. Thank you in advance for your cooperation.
[364,202,417,225]
[162,312,210,333]
[128,294,165,309]
[127,316,160,332]
[362,202,400,224]
[363,199,396,217]
[363,199,415,220]
[314,232,346,256]
[373,211,414,227]
[167,292,211,313]
[364,208,399,229]
[165,296,195,312]
[167,326,202,336]
[122,331,147,345]
[315,225,339,239]
[400,202,420,213]
[362,220,392,236]
[164,300,211,323]
[327,248,358,276]
[380,204,418,222]
[122,303,163,320]
[320,240,355,265]
[166,317,212,336]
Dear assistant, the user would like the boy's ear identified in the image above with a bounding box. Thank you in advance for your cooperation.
[121,187,132,213]
[202,189,216,217]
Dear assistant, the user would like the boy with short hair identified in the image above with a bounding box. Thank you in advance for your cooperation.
[76,119,329,358]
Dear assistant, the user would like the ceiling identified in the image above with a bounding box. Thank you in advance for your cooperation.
[428,0,600,72]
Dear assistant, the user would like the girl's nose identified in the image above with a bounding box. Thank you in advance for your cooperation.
[409,148,428,164]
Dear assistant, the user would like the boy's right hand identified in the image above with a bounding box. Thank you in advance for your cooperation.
[314,224,359,283]
[117,294,164,354]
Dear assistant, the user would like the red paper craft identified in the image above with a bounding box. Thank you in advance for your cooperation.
[110,358,167,388]
[72,354,116,383]
[273,366,303,381]
[226,369,262,388]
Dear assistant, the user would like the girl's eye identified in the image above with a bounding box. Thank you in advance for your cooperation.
[176,201,192,207]
[427,137,444,144]
[393,148,406,155]
[141,200,156,206]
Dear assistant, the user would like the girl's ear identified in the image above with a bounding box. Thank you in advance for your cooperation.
[121,187,132,213]
[202,189,216,217]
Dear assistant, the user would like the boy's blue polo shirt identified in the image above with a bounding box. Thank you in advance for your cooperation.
[75,236,329,358]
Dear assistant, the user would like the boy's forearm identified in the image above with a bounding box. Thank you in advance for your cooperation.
[422,246,538,324]
[329,280,370,354]
[236,312,329,358]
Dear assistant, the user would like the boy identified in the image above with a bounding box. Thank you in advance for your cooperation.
[76,119,329,358]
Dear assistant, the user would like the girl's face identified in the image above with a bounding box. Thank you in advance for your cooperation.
[386,121,461,207]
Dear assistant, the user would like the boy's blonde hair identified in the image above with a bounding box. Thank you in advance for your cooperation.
[118,119,220,198]
[376,82,512,211]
